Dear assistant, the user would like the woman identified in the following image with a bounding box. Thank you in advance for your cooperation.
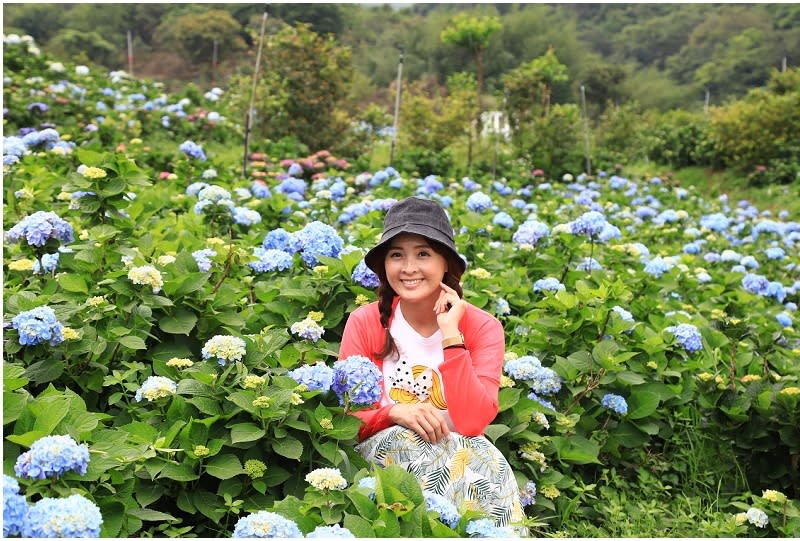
[339,196,525,528]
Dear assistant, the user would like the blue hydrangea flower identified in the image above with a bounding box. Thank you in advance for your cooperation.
[192,248,216,272]
[528,392,556,411]
[249,248,294,273]
[179,140,206,161]
[576,257,603,271]
[3,475,27,536]
[740,255,759,269]
[601,393,628,415]
[262,228,300,253]
[611,306,634,323]
[519,480,537,507]
[186,182,209,196]
[11,306,64,346]
[4,135,28,157]
[287,162,303,177]
[666,323,703,353]
[683,242,702,255]
[295,221,344,267]
[643,256,674,278]
[767,281,786,303]
[251,181,272,198]
[765,247,785,260]
[776,312,792,327]
[307,524,356,538]
[332,355,383,407]
[232,511,302,538]
[32,252,60,274]
[357,476,377,499]
[423,491,460,528]
[6,211,73,247]
[232,207,262,226]
[512,220,549,246]
[570,211,608,237]
[22,494,102,538]
[742,273,770,296]
[533,277,565,293]
[352,259,380,288]
[275,177,307,197]
[528,366,562,396]
[495,298,511,316]
[700,212,730,232]
[465,518,516,538]
[504,355,543,380]
[492,211,514,229]
[14,434,89,480]
[288,362,334,392]
[466,191,493,213]
[597,222,621,242]
[290,317,325,342]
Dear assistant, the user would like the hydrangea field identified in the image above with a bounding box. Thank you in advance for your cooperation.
[3,35,800,538]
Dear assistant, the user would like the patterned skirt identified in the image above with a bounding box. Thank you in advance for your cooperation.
[356,425,526,529]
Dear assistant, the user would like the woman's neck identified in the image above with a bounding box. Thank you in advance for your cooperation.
[397,299,439,338]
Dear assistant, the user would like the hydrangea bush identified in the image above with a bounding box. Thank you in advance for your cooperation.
[2,35,799,537]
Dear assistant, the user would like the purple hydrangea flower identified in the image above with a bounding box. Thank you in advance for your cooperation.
[352,259,380,288]
[570,211,608,237]
[512,220,549,246]
[6,211,73,247]
[332,355,383,407]
[179,140,207,161]
[192,248,216,272]
[519,480,537,507]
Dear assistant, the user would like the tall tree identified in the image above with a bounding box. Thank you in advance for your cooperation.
[440,12,501,99]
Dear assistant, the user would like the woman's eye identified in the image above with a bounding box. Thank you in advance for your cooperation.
[419,251,430,257]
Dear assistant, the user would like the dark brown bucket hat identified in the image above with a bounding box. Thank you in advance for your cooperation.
[364,197,466,274]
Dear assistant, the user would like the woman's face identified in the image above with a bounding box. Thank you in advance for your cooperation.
[383,233,448,305]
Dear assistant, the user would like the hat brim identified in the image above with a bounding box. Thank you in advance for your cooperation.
[364,223,466,275]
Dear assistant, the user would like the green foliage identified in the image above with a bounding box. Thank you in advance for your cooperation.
[707,68,800,172]
[515,103,584,176]
[163,9,247,68]
[45,29,117,67]
[440,12,502,95]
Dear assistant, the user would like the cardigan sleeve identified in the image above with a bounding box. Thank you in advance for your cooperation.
[437,309,504,436]
[338,304,395,441]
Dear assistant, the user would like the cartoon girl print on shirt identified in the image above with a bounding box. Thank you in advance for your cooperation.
[388,358,447,409]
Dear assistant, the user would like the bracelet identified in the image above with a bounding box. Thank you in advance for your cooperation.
[443,343,466,350]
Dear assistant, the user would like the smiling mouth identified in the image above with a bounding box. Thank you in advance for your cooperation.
[402,279,422,286]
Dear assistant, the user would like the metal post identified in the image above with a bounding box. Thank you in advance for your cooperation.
[704,88,710,117]
[389,47,404,166]
[243,7,269,179]
[580,84,592,176]
[127,30,134,76]
[212,39,219,83]
[782,56,787,72]
[492,112,500,182]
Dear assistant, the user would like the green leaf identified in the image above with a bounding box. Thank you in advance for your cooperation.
[127,508,179,522]
[57,273,89,293]
[205,454,244,479]
[4,364,28,391]
[627,391,660,420]
[158,462,199,482]
[3,392,28,424]
[344,512,376,537]
[552,435,601,464]
[118,335,147,350]
[158,309,198,335]
[483,423,510,442]
[192,490,226,521]
[25,359,64,384]
[272,436,303,460]
[230,422,266,444]
[616,371,646,385]
[498,387,521,411]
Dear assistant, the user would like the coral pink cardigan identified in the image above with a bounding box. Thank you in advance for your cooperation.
[338,297,505,441]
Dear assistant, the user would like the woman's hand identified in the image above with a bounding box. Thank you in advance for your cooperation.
[434,282,467,336]
[389,403,450,443]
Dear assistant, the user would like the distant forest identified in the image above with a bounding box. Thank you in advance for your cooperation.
[4,3,799,114]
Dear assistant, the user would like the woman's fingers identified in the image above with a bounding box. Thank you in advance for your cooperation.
[390,403,449,443]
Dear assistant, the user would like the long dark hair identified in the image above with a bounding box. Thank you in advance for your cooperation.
[372,238,465,360]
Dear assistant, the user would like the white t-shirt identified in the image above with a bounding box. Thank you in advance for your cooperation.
[380,304,454,429]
